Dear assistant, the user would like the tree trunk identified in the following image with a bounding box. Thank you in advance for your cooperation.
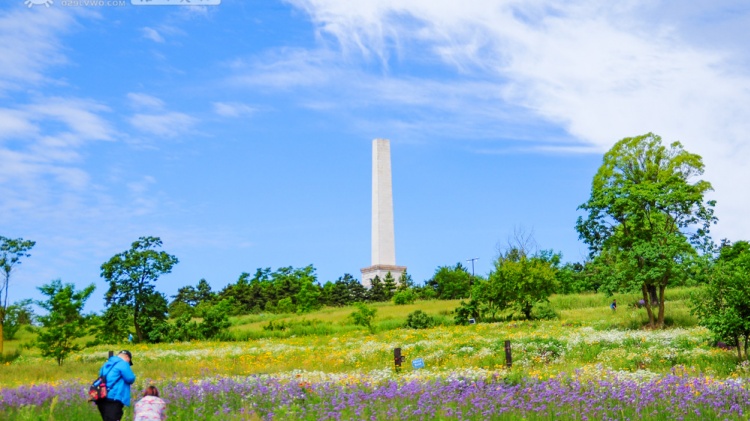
[522,303,532,320]
[0,291,5,354]
[134,308,143,342]
[744,336,748,361]
[641,285,655,327]
[656,285,666,328]
[647,284,659,306]
[736,336,743,360]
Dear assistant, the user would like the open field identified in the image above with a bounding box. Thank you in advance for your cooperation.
[2,287,748,420]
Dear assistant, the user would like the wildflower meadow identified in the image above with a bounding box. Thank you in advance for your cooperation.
[2,289,750,420]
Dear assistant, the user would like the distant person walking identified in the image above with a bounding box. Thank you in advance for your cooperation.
[96,350,136,421]
[134,385,167,421]
[611,299,617,311]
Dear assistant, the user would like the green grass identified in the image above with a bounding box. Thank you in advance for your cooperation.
[0,286,720,386]
[227,299,462,336]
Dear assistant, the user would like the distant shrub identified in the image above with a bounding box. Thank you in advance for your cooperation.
[262,320,288,331]
[393,290,417,305]
[276,298,296,314]
[168,301,194,319]
[0,349,21,364]
[200,300,232,339]
[454,299,480,325]
[349,303,377,330]
[418,287,437,300]
[405,310,434,329]
[532,302,559,320]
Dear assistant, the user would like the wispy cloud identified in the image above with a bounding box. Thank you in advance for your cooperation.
[278,0,750,240]
[227,47,563,142]
[129,111,197,138]
[127,92,166,109]
[0,7,75,93]
[0,97,113,221]
[141,27,165,43]
[212,102,257,117]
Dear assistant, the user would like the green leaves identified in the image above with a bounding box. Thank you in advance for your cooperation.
[576,133,716,327]
[349,303,377,330]
[691,245,750,360]
[35,279,95,366]
[100,236,178,342]
[484,250,558,320]
[426,263,472,300]
[0,235,35,353]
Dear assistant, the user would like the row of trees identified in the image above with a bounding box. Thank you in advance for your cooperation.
[453,133,717,327]
[448,133,750,364]
[3,133,750,362]
[0,236,234,364]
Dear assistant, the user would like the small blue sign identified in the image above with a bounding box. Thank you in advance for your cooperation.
[411,358,425,369]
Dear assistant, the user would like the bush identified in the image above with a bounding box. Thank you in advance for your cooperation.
[3,300,34,340]
[454,299,481,325]
[262,320,288,331]
[164,314,201,342]
[418,287,437,300]
[392,289,417,305]
[0,349,21,364]
[276,298,296,314]
[532,302,559,320]
[405,310,434,329]
[168,301,194,319]
[200,300,232,339]
[349,303,377,329]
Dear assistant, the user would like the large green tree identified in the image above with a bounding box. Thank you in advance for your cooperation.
[576,133,716,328]
[426,263,472,300]
[35,279,95,366]
[691,241,750,360]
[101,236,178,342]
[0,236,35,354]
[481,248,559,320]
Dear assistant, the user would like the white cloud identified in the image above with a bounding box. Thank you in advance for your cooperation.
[228,49,336,90]
[228,48,561,142]
[129,112,197,138]
[212,102,257,117]
[0,108,38,139]
[0,7,75,92]
[281,0,750,241]
[0,97,114,223]
[141,27,165,43]
[127,92,166,110]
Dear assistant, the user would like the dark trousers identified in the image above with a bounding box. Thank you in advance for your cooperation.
[96,398,124,421]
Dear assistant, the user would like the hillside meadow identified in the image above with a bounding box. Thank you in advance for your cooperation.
[3,287,750,420]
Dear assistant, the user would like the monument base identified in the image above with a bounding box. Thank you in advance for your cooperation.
[360,264,407,289]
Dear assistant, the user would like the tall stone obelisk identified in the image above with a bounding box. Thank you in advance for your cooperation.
[361,138,406,288]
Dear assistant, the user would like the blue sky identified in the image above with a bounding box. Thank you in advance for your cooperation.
[2,1,749,312]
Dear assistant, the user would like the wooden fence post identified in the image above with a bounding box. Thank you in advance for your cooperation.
[504,340,512,368]
[394,347,405,372]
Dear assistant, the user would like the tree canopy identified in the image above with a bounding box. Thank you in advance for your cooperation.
[576,133,716,327]
[101,236,178,342]
[691,241,750,360]
[35,280,95,366]
[0,235,35,354]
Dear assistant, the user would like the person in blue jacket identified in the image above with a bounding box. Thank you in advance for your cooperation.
[96,350,136,421]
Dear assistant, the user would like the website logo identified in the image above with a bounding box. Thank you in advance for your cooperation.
[25,0,54,7]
